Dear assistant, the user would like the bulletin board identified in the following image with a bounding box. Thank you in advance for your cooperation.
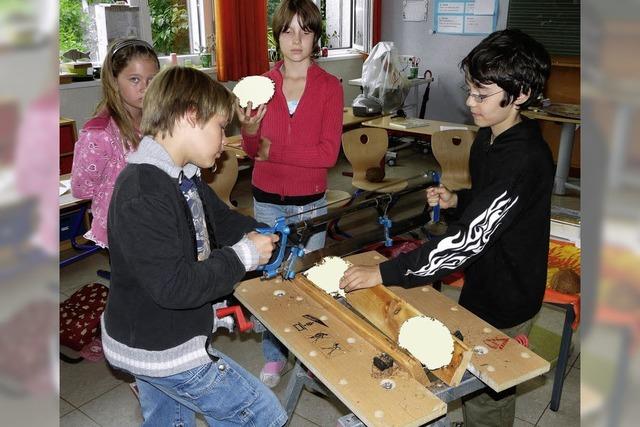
[433,0,498,35]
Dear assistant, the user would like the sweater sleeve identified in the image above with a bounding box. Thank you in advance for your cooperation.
[70,128,114,199]
[268,78,343,169]
[113,194,247,310]
[240,128,261,159]
[379,159,538,287]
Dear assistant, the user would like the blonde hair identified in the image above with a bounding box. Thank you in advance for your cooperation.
[272,0,322,57]
[97,38,159,150]
[141,66,235,139]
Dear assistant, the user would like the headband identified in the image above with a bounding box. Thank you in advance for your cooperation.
[111,38,154,56]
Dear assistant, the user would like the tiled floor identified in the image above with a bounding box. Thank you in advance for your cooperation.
[60,145,581,426]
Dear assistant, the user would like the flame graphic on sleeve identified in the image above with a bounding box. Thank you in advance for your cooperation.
[406,191,518,277]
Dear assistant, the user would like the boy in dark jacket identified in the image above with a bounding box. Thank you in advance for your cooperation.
[340,29,553,426]
[102,66,286,427]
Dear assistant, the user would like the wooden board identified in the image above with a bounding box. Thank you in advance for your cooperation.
[345,284,471,387]
[235,276,447,427]
[343,252,550,392]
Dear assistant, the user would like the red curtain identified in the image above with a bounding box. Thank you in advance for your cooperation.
[214,0,269,82]
[372,0,382,47]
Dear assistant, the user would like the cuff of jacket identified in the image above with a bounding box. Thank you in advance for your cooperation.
[231,235,260,272]
[379,260,404,286]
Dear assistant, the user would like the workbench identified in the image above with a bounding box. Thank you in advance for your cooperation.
[235,251,550,426]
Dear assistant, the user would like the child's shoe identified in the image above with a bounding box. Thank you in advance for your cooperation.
[259,360,286,388]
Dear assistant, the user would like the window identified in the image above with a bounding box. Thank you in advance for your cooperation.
[59,0,212,63]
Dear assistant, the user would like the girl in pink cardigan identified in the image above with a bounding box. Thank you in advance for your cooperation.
[71,39,159,247]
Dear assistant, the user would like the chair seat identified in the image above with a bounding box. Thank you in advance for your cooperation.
[325,189,352,211]
[351,178,408,193]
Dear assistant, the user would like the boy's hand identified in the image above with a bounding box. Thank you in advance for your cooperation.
[235,99,267,135]
[426,184,457,209]
[339,265,382,292]
[246,231,279,264]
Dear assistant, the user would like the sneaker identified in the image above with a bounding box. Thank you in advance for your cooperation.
[259,360,286,388]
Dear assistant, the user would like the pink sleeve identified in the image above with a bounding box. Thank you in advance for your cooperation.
[240,129,261,159]
[70,128,114,199]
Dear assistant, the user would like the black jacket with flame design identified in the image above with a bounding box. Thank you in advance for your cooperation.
[380,118,554,328]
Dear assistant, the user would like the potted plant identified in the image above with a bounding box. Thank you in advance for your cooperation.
[199,33,215,68]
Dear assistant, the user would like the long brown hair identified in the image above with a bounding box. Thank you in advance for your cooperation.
[272,0,322,57]
[97,38,159,150]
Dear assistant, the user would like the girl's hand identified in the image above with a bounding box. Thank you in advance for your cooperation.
[256,137,271,161]
[235,99,267,135]
[426,184,457,209]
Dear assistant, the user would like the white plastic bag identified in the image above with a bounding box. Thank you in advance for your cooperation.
[361,42,409,114]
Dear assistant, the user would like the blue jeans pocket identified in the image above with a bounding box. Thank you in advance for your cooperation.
[174,360,258,422]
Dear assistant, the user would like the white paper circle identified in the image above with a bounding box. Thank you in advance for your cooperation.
[398,316,454,370]
[233,75,275,108]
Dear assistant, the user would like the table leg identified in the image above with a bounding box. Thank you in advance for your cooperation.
[553,123,578,195]
[550,303,575,411]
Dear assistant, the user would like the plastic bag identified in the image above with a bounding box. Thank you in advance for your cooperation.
[361,42,409,114]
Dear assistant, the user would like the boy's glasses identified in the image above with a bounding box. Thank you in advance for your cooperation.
[464,89,504,103]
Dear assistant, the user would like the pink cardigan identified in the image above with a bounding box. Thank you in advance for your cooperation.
[241,61,343,197]
[71,112,129,248]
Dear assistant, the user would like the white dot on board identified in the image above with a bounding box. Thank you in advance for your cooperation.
[473,345,489,355]
[486,365,496,372]
[346,337,356,344]
[295,296,303,301]
[520,352,531,359]
[309,351,318,357]
[273,289,286,297]
[260,306,268,311]
[450,306,459,311]
[421,287,430,292]
[241,288,247,293]
[374,410,384,418]
[284,328,291,333]
[373,255,380,260]
[320,315,328,321]
[339,378,348,385]
[275,278,282,283]
[483,327,492,333]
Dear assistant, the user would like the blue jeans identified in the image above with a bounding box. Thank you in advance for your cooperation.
[136,348,287,426]
[253,197,328,363]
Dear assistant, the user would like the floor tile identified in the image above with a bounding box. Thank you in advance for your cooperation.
[79,382,142,426]
[291,388,350,426]
[515,370,554,424]
[289,413,321,426]
[60,397,75,417]
[60,409,101,427]
[60,252,110,296]
[60,359,126,407]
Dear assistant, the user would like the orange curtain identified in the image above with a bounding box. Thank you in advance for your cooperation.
[214,0,269,82]
[371,0,382,47]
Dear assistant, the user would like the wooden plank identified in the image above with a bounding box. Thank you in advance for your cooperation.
[296,275,431,387]
[343,251,550,392]
[235,275,447,427]
[345,284,471,386]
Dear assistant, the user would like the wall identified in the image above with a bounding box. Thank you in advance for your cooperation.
[59,56,364,131]
[380,0,510,124]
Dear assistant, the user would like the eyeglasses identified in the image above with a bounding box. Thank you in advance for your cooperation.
[464,89,504,103]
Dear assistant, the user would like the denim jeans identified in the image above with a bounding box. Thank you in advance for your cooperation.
[253,197,328,363]
[136,348,287,426]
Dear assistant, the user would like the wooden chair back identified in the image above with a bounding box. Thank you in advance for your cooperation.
[431,129,475,190]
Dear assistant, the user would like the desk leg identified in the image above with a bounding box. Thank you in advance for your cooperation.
[553,123,577,195]
[550,303,576,411]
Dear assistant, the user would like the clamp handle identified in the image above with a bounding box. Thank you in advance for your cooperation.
[378,216,393,247]
[431,171,440,223]
[215,305,254,333]
[256,217,290,279]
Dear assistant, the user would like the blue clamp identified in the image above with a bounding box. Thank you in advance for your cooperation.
[282,245,305,280]
[431,171,440,223]
[378,216,393,247]
[256,217,290,279]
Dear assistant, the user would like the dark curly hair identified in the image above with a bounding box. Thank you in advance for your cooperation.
[460,29,551,109]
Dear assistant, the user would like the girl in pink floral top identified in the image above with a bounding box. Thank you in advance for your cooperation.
[71,38,159,247]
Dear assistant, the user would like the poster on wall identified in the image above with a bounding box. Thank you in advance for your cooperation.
[403,0,428,22]
[433,0,497,35]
